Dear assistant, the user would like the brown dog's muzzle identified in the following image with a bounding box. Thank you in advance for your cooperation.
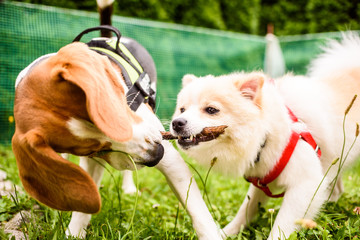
[144,143,164,167]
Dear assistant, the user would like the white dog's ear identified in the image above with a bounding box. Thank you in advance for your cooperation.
[182,74,197,87]
[235,73,264,107]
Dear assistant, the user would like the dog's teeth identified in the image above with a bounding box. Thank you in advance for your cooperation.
[190,135,194,141]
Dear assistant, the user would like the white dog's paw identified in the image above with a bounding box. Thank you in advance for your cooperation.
[66,212,92,239]
[221,227,234,238]
[122,183,139,195]
[65,228,86,239]
[220,229,229,239]
[221,222,244,238]
[121,170,140,195]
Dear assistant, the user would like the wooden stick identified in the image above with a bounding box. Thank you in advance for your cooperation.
[161,125,228,140]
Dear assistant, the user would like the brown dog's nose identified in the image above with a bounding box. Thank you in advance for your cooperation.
[172,118,187,133]
[144,143,164,167]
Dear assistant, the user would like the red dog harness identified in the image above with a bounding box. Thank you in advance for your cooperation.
[245,107,321,198]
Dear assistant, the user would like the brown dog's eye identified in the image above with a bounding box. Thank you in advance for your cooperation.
[180,107,185,113]
[205,107,219,115]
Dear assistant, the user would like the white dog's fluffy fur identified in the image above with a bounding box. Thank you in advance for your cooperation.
[171,33,360,239]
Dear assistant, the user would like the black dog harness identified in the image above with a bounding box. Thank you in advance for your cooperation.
[73,25,156,112]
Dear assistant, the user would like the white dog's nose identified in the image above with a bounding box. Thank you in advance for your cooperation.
[172,118,187,133]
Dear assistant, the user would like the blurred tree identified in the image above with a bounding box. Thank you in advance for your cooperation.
[306,0,360,33]
[18,0,96,10]
[259,0,310,35]
[178,0,226,30]
[115,0,226,30]
[220,0,261,34]
[114,0,170,21]
[14,0,360,36]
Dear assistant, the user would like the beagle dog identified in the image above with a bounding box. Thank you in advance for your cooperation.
[13,41,164,211]
[11,0,222,239]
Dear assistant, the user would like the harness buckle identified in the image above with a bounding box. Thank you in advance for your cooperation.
[135,73,151,97]
[257,179,266,188]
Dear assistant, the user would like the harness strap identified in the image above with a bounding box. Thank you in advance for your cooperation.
[87,39,155,112]
[73,25,156,112]
[246,130,300,198]
[127,72,155,110]
[245,107,321,198]
[287,107,321,158]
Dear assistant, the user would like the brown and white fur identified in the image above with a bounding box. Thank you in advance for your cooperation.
[12,0,222,239]
[171,33,360,239]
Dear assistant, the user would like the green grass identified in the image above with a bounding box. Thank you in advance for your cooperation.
[0,144,360,239]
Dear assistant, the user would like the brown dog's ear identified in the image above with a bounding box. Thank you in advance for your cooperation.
[235,73,264,107]
[12,130,101,213]
[50,42,133,142]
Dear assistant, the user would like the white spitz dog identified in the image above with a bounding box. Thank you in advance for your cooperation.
[170,33,360,239]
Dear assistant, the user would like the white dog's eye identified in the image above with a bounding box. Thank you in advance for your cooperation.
[180,107,185,113]
[205,107,219,115]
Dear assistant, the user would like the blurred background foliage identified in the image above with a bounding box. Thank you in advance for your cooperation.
[15,0,360,36]
[1,0,359,143]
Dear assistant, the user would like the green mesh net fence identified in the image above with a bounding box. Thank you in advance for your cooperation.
[0,1,355,144]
